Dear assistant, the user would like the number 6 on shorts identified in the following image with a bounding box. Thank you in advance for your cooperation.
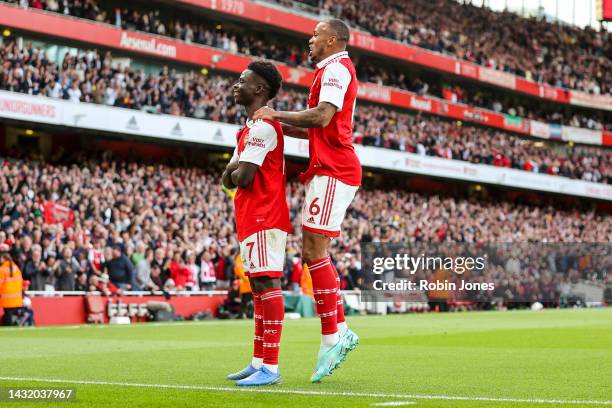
[301,175,358,238]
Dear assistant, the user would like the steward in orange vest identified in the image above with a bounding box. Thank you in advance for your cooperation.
[0,244,24,326]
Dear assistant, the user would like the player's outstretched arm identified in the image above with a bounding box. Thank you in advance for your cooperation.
[281,124,309,139]
[253,102,337,129]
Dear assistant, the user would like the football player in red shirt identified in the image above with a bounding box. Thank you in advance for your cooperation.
[253,19,360,382]
[222,61,292,386]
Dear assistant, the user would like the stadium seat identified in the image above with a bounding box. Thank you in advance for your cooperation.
[86,295,105,324]
[128,303,139,318]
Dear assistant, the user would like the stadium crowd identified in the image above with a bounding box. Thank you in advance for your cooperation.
[1,42,609,183]
[354,61,610,131]
[284,0,612,95]
[2,0,313,68]
[2,0,610,131]
[1,151,609,303]
[352,107,609,183]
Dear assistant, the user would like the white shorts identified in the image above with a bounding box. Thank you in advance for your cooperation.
[301,175,358,237]
[239,229,287,278]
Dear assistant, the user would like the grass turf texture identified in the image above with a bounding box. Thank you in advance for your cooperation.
[0,308,610,407]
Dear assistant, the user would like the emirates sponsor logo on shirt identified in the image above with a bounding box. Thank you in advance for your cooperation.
[323,78,343,90]
[247,137,266,148]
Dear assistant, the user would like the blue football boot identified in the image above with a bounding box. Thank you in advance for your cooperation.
[235,366,281,386]
[226,364,258,381]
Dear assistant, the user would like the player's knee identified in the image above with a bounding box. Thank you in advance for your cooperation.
[302,232,329,263]
[302,246,318,264]
[251,276,280,292]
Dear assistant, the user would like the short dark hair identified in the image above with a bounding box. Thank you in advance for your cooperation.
[325,18,350,42]
[247,60,282,99]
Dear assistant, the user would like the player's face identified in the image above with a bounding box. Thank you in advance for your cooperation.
[233,70,258,105]
[309,22,332,63]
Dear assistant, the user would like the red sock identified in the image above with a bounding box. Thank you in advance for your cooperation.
[253,292,263,360]
[308,256,338,335]
[332,264,346,325]
[261,288,284,366]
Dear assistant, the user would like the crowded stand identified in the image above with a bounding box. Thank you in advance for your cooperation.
[280,0,612,96]
[352,107,609,183]
[2,0,610,131]
[354,61,611,131]
[1,151,609,304]
[1,0,314,69]
[1,42,610,183]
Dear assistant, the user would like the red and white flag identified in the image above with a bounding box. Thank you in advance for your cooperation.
[43,201,74,228]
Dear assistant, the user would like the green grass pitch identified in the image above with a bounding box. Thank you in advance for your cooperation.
[0,308,611,407]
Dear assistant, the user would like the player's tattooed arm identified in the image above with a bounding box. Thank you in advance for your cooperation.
[231,162,259,189]
[253,102,337,128]
[222,161,239,189]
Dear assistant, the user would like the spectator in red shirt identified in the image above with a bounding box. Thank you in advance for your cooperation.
[169,252,195,289]
[89,274,121,296]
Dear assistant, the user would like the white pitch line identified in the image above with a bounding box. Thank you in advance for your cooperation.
[0,320,251,332]
[0,377,610,405]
